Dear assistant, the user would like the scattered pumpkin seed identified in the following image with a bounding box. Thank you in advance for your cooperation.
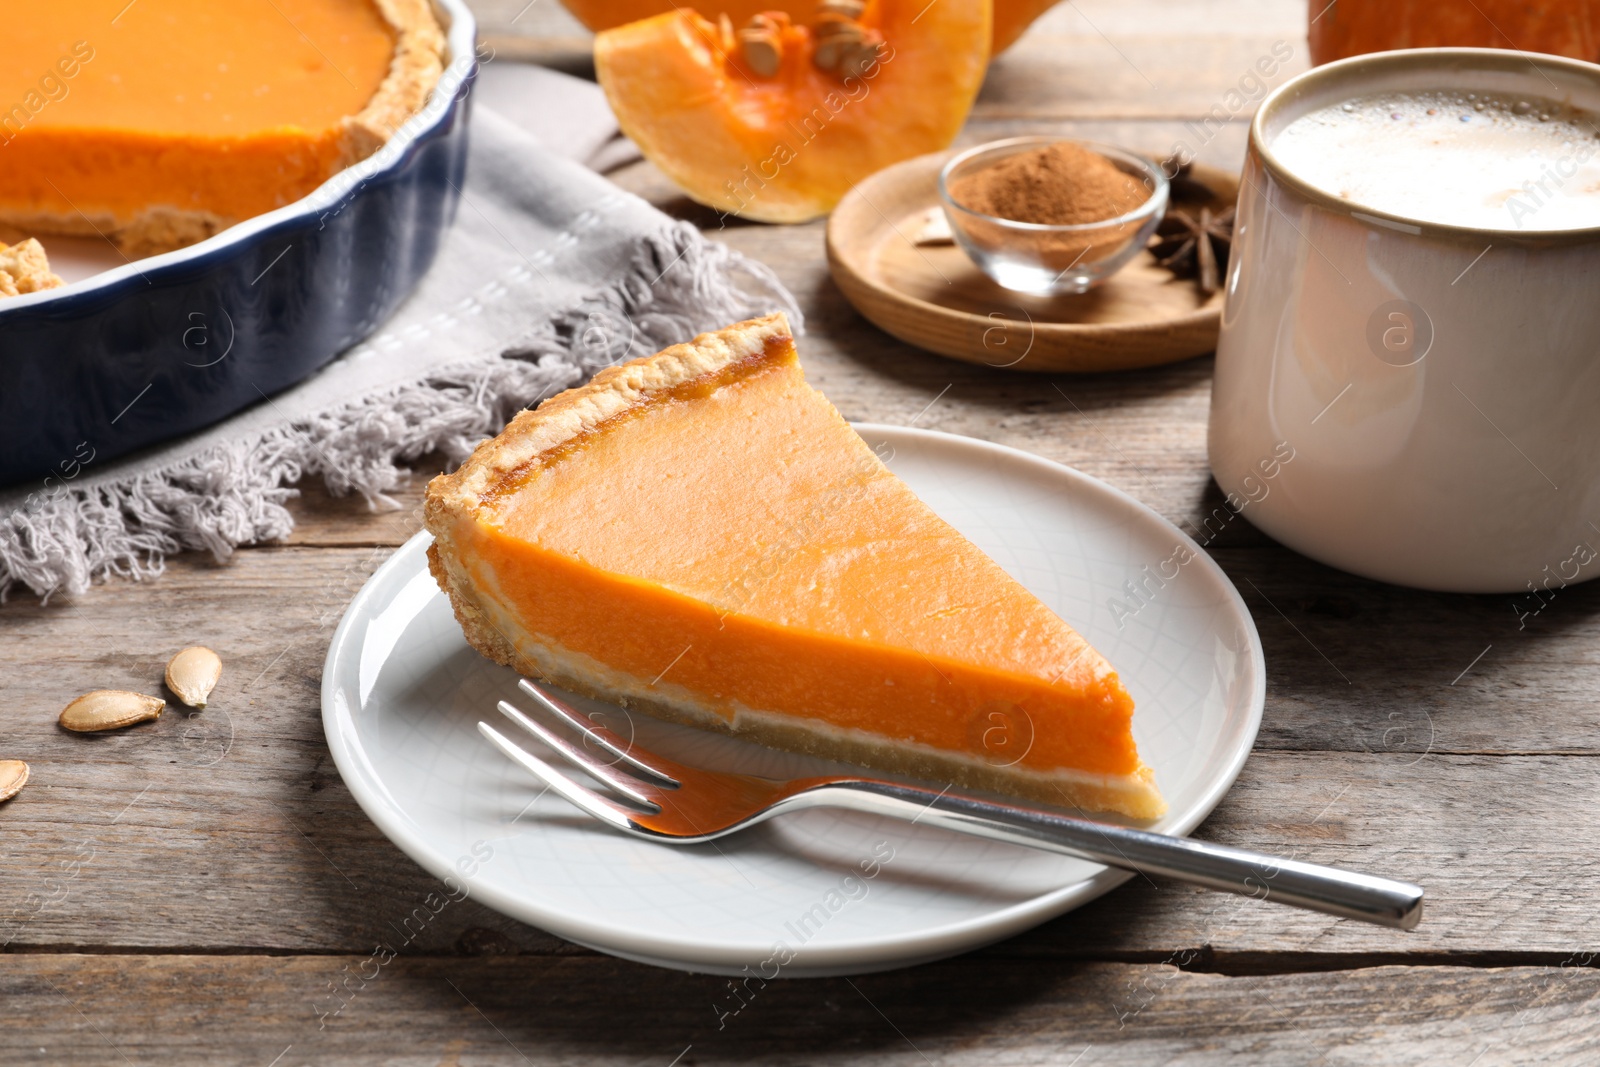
[59,690,165,732]
[165,646,223,708]
[0,760,27,802]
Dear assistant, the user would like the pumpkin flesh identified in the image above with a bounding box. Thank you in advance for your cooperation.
[596,1,989,222]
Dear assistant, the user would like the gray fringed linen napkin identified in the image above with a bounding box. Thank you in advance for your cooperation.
[0,65,801,601]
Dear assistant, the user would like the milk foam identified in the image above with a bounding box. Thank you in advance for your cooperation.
[1270,91,1600,230]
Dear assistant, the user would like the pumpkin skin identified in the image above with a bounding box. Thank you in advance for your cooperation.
[1309,0,1600,65]
[596,0,989,222]
[567,0,1042,54]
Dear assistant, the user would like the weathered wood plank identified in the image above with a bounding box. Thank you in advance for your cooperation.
[976,34,1308,121]
[1220,549,1600,757]
[1023,0,1305,38]
[2,744,1593,957]
[2,955,1596,1065]
[0,549,567,957]
[276,468,438,548]
[3,548,1600,956]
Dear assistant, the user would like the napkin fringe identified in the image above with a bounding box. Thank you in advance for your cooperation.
[1,222,801,602]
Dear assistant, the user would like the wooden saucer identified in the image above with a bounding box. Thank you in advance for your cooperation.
[825,150,1238,373]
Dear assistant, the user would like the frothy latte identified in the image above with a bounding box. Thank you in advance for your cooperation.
[1271,90,1600,230]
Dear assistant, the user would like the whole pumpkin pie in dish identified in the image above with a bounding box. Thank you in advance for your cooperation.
[1,0,446,256]
[425,315,1165,819]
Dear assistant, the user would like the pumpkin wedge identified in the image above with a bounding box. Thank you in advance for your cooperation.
[567,0,1048,55]
[595,0,989,222]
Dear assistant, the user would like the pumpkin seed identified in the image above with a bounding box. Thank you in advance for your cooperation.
[819,0,866,18]
[813,12,864,42]
[817,36,880,78]
[737,13,791,78]
[0,760,27,803]
[165,646,223,708]
[813,35,848,72]
[59,690,165,732]
[809,13,880,80]
[740,30,783,77]
[839,38,885,79]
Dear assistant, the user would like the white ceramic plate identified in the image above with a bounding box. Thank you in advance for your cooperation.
[322,425,1265,976]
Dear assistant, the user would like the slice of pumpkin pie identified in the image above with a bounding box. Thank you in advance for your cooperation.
[425,314,1164,818]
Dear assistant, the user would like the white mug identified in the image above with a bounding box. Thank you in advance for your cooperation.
[1210,48,1600,594]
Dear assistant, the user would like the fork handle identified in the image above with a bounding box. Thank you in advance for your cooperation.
[806,781,1423,930]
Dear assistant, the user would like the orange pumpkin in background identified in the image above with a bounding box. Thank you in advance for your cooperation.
[568,0,1046,53]
[1309,0,1600,65]
[596,0,989,222]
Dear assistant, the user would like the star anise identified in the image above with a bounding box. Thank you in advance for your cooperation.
[1150,206,1234,295]
[1160,154,1222,203]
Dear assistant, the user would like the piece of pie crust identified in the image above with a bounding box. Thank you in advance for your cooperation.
[0,239,65,298]
[425,314,1165,819]
[1,0,446,256]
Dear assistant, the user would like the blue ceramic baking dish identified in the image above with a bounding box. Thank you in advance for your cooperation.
[0,0,478,487]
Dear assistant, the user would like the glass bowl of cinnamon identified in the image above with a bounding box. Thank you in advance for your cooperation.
[938,137,1169,295]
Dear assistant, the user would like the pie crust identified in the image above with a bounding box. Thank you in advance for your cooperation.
[0,239,64,298]
[342,0,451,166]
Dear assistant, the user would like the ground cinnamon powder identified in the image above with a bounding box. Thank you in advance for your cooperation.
[950,142,1150,225]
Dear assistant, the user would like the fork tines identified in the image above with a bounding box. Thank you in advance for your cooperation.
[478,678,679,829]
[515,678,678,788]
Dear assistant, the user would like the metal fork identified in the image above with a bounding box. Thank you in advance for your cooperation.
[480,678,1424,930]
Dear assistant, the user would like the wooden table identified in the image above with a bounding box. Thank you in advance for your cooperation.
[7,1,1599,1061]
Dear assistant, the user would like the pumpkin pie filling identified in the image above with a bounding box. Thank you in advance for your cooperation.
[1,0,445,255]
[426,315,1164,818]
